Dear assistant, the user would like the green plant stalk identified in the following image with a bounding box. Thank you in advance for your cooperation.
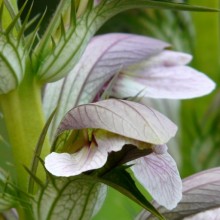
[0,72,50,191]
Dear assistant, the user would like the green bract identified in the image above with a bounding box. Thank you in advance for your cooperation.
[0,35,25,94]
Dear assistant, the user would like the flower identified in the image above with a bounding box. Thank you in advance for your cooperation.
[45,99,181,210]
[44,33,215,210]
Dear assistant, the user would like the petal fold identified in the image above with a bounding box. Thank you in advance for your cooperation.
[57,99,177,145]
[45,143,108,177]
[131,145,182,210]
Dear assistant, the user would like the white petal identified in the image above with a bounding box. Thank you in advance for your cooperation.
[152,144,168,154]
[94,130,151,152]
[44,131,134,177]
[94,130,128,152]
[141,98,182,167]
[45,143,108,177]
[151,50,192,66]
[113,66,215,99]
[57,99,177,145]
[125,50,192,72]
[131,148,182,210]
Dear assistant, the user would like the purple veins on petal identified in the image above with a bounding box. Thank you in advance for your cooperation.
[131,145,182,210]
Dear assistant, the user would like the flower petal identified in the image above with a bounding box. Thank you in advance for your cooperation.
[185,208,220,220]
[45,129,153,177]
[131,145,182,210]
[125,50,192,71]
[137,167,220,220]
[113,65,215,99]
[43,34,168,140]
[57,99,177,145]
[45,143,108,177]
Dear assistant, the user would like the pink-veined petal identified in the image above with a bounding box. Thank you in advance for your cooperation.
[185,208,220,220]
[125,50,192,71]
[137,167,220,220]
[45,143,109,177]
[43,34,168,140]
[57,99,177,145]
[152,144,168,154]
[94,130,151,151]
[113,65,215,99]
[131,145,182,210]
[45,129,152,177]
[45,131,140,177]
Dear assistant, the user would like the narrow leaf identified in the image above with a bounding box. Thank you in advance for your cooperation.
[28,109,56,194]
[16,1,34,45]
[5,0,28,34]
[24,10,47,52]
[98,166,165,220]
[34,0,71,59]
[113,0,219,12]
[0,169,19,211]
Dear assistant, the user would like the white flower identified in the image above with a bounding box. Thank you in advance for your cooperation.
[45,99,181,210]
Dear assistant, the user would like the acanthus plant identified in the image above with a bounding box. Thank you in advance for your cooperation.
[0,1,218,220]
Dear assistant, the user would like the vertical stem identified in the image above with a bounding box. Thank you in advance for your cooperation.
[0,73,50,191]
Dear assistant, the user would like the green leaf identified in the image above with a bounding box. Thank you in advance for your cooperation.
[111,0,219,12]
[1,0,19,31]
[98,166,165,220]
[33,176,107,220]
[0,169,34,214]
[28,109,56,194]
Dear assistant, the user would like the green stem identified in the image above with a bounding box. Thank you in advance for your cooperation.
[0,74,50,191]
